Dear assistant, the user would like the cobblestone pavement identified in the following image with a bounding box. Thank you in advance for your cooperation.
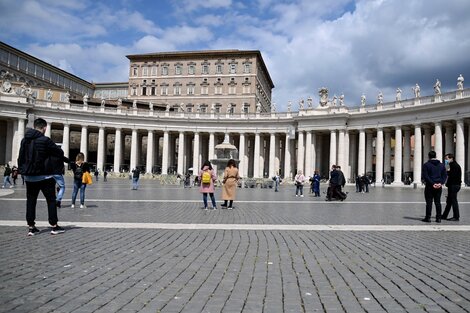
[0,179,469,313]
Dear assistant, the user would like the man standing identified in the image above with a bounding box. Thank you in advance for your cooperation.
[442,153,462,221]
[421,151,447,223]
[18,118,66,235]
[131,168,140,190]
[2,164,12,188]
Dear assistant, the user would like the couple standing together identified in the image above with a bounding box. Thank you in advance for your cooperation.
[198,159,240,210]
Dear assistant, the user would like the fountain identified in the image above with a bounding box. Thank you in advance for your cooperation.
[210,134,239,177]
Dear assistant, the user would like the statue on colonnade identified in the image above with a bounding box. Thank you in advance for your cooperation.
[318,87,329,107]
[457,74,464,90]
[412,83,420,98]
[360,94,366,106]
[396,88,402,101]
[433,79,441,95]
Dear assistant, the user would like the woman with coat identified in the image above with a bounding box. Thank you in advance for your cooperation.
[221,159,240,210]
[70,152,90,209]
[198,160,218,210]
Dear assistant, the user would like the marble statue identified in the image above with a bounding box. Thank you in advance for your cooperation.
[117,98,122,106]
[287,101,292,112]
[25,86,34,101]
[226,104,232,113]
[256,102,261,113]
[412,83,420,98]
[377,91,383,104]
[1,71,13,93]
[361,94,366,106]
[457,74,464,90]
[166,103,170,112]
[101,98,106,107]
[149,101,153,111]
[46,89,53,101]
[196,103,201,112]
[332,95,337,107]
[211,103,216,113]
[306,97,313,109]
[64,91,70,103]
[396,88,402,101]
[83,93,89,105]
[179,103,185,112]
[339,93,345,106]
[133,99,137,108]
[433,79,441,95]
[298,99,304,110]
[318,87,329,107]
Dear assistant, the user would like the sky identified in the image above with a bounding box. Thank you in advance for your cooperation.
[1,0,470,111]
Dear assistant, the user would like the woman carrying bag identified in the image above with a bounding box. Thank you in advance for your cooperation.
[70,152,91,209]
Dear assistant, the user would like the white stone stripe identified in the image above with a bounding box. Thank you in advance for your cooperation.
[1,220,469,231]
[2,198,470,204]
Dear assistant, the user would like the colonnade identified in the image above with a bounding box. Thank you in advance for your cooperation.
[1,116,468,185]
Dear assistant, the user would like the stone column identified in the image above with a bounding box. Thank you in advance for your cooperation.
[269,132,276,177]
[445,124,454,155]
[177,131,185,175]
[162,131,169,175]
[253,132,261,178]
[344,131,350,182]
[284,133,291,180]
[12,118,25,166]
[45,122,52,138]
[413,124,422,184]
[423,126,432,160]
[329,130,336,169]
[393,126,403,185]
[384,130,392,174]
[403,128,411,173]
[337,129,345,172]
[130,129,138,170]
[304,131,312,175]
[238,133,246,177]
[348,133,357,179]
[365,130,373,173]
[375,128,384,184]
[80,126,88,160]
[193,132,200,172]
[97,127,105,171]
[358,129,366,176]
[146,130,154,174]
[311,132,317,172]
[455,119,465,184]
[434,122,443,161]
[208,132,215,161]
[62,124,70,158]
[113,128,122,173]
[297,131,304,173]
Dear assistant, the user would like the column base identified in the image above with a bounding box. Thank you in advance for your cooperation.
[391,181,404,186]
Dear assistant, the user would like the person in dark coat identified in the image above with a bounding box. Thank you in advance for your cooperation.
[421,151,447,223]
[442,153,462,221]
[18,118,66,236]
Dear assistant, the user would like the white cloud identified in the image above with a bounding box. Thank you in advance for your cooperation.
[175,0,232,12]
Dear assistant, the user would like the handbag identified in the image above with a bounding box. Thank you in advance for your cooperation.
[82,172,93,185]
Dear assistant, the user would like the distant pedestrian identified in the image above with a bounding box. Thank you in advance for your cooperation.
[442,153,462,221]
[50,152,69,209]
[70,152,90,209]
[198,160,217,210]
[11,166,18,185]
[18,118,66,236]
[362,175,370,193]
[2,164,12,188]
[94,169,99,181]
[131,168,140,190]
[103,170,108,182]
[273,172,281,192]
[312,170,321,197]
[221,159,240,209]
[421,151,447,223]
[336,166,346,193]
[294,170,305,197]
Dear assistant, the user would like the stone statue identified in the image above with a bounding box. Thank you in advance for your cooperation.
[166,103,170,112]
[64,91,70,103]
[196,103,201,113]
[287,101,292,112]
[361,94,366,106]
[1,71,13,93]
[306,97,313,109]
[117,98,122,106]
[46,89,53,101]
[149,101,153,111]
[226,104,232,113]
[256,102,262,113]
[83,93,89,105]
[412,83,420,98]
[377,91,383,104]
[339,93,345,106]
[25,86,34,102]
[332,95,337,107]
[298,99,304,110]
[457,74,464,90]
[318,87,329,107]
[101,97,106,107]
[433,79,441,95]
[132,99,137,108]
[396,88,402,101]
[211,103,216,113]
[18,83,27,96]
[179,103,185,112]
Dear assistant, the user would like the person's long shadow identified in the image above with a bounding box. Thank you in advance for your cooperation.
[403,216,424,221]
[38,225,82,234]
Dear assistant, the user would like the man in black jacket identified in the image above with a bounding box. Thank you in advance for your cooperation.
[421,151,447,223]
[18,118,66,236]
[442,153,462,221]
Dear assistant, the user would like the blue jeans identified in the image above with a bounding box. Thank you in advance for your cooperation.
[72,180,86,205]
[3,176,11,187]
[202,193,216,208]
[295,184,303,196]
[132,177,139,189]
[53,174,65,201]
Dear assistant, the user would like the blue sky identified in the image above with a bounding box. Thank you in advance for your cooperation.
[1,0,470,110]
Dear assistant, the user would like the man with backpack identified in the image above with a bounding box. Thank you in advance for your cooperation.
[2,164,12,188]
[131,168,140,190]
[18,118,66,236]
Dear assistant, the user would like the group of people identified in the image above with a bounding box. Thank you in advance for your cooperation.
[355,174,371,193]
[2,164,20,188]
[198,159,240,210]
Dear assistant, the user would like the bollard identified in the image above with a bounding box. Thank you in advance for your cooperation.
[413,183,417,189]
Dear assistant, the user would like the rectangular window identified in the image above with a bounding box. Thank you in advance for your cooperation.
[142,66,148,76]
[215,106,221,113]
[187,107,192,113]
[188,85,195,95]
[161,86,168,95]
[27,62,35,74]
[151,86,156,95]
[216,64,222,74]
[151,66,157,76]
[201,106,207,113]
[244,64,251,73]
[132,87,137,95]
[0,49,8,64]
[188,65,195,75]
[50,72,58,84]
[174,86,181,95]
[19,57,27,71]
[202,65,209,74]
[133,67,138,76]
[201,86,208,95]
[9,54,18,68]
[142,86,147,96]
[162,66,168,76]
[229,86,236,94]
[243,86,251,94]
[230,64,236,74]
[215,86,222,94]
[175,65,182,75]
[36,66,43,78]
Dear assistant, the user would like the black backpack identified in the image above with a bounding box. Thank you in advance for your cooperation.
[74,166,84,180]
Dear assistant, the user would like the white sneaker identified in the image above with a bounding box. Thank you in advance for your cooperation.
[300,195,304,197]
[295,195,298,197]
[71,204,75,208]
[80,204,86,209]
[228,207,233,210]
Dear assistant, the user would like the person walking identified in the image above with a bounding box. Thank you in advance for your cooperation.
[50,153,69,209]
[221,159,240,209]
[17,118,66,235]
[11,166,18,185]
[94,169,99,182]
[442,153,462,221]
[2,164,12,188]
[131,168,140,190]
[421,151,447,223]
[198,160,217,210]
[273,172,281,192]
[103,170,108,182]
[294,170,306,197]
[312,170,321,197]
[70,152,90,209]
[327,165,339,201]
